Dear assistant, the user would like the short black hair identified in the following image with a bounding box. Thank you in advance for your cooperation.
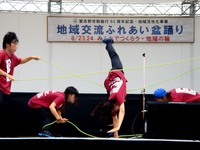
[2,31,19,49]
[64,86,79,99]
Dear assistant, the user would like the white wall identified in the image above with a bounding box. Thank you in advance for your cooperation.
[1,13,200,94]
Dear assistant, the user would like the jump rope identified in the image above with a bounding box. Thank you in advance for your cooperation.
[16,56,200,93]
[42,119,142,138]
[17,56,200,137]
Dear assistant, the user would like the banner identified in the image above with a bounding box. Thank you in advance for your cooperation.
[47,16,194,43]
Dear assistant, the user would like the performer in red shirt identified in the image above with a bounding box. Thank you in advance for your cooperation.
[91,38,128,138]
[0,31,40,99]
[0,31,40,136]
[154,87,200,102]
[28,86,79,137]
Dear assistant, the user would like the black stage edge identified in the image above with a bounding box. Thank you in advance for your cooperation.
[0,137,200,147]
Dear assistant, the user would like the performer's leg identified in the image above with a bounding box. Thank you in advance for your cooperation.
[102,38,123,71]
[32,107,54,137]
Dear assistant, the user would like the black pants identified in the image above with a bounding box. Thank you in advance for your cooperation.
[30,107,55,132]
[0,91,11,105]
[106,42,123,71]
[0,91,14,136]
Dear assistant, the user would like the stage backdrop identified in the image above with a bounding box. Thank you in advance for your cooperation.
[0,13,200,95]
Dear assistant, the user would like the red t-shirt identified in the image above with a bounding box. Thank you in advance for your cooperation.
[28,90,66,112]
[0,50,21,94]
[170,87,200,102]
[104,70,128,106]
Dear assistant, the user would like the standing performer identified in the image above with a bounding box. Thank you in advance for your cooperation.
[153,87,200,102]
[0,31,40,104]
[0,31,40,136]
[28,86,79,137]
[91,38,128,138]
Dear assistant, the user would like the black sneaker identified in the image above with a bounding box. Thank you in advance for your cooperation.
[102,38,114,44]
[38,130,54,137]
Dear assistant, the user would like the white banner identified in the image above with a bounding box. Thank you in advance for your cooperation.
[47,16,194,43]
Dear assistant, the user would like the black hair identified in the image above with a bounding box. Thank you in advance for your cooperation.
[91,99,115,123]
[2,31,19,49]
[165,92,171,100]
[64,86,79,100]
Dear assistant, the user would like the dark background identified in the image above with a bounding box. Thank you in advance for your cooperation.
[2,93,200,140]
[143,101,200,140]
[0,93,155,138]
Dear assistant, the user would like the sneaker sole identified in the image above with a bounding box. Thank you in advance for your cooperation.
[38,133,54,138]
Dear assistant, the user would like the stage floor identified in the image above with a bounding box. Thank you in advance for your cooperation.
[0,137,200,147]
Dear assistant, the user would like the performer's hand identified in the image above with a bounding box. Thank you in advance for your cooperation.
[62,118,68,123]
[56,118,68,123]
[32,55,40,60]
[7,74,15,81]
[107,127,119,133]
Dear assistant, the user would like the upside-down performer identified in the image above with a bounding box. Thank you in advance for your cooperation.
[91,38,128,138]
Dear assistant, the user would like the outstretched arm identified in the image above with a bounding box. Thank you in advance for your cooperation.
[20,55,40,64]
[116,102,125,130]
[107,103,125,137]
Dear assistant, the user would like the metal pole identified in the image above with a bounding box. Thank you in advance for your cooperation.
[142,53,146,119]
